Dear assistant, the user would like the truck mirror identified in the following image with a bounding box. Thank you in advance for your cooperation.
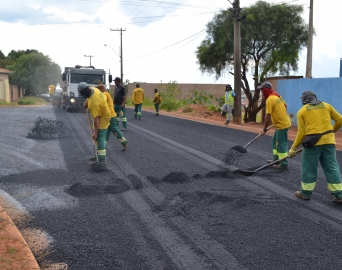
[109,74,112,83]
[62,73,66,81]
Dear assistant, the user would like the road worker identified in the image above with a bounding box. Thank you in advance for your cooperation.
[152,88,162,116]
[288,90,342,203]
[132,83,145,120]
[259,81,291,170]
[96,84,128,151]
[78,82,110,164]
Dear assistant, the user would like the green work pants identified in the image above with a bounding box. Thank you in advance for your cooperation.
[300,144,342,200]
[154,102,160,115]
[106,117,127,145]
[114,104,127,128]
[272,128,289,167]
[134,104,142,119]
[97,129,107,162]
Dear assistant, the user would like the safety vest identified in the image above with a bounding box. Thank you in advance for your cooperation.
[225,91,234,106]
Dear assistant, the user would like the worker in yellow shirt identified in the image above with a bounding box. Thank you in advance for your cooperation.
[152,88,162,116]
[96,84,128,151]
[132,83,145,120]
[78,82,110,164]
[48,85,56,102]
[288,90,342,203]
[259,81,291,170]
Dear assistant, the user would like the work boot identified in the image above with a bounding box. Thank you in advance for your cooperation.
[121,128,126,131]
[89,156,97,162]
[89,161,107,166]
[122,141,129,151]
[273,164,288,170]
[224,120,229,125]
[333,197,342,203]
[294,191,310,200]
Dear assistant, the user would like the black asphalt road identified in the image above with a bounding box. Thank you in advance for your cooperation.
[1,106,342,269]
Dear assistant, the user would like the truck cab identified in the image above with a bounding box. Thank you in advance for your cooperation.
[61,65,112,112]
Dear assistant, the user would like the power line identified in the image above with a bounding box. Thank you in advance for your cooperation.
[126,29,205,61]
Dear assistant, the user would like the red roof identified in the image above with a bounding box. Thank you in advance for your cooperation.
[0,68,12,74]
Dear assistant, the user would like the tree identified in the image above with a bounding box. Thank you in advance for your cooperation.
[6,51,61,96]
[196,0,308,122]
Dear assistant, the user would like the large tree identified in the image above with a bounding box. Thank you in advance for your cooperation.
[196,0,308,122]
[5,51,61,96]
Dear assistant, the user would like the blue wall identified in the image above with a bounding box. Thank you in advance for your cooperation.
[276,77,342,126]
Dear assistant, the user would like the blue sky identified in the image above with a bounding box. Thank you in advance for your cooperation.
[1,0,341,87]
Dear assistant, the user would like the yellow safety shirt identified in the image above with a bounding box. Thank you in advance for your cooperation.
[88,88,111,129]
[292,102,342,149]
[266,95,291,129]
[132,88,145,104]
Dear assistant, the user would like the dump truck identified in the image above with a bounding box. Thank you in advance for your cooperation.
[61,65,112,112]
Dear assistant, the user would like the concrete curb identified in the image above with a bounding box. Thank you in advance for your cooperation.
[0,206,40,269]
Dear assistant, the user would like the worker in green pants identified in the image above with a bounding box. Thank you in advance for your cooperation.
[289,90,342,203]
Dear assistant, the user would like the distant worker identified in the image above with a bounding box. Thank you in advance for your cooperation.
[152,88,162,116]
[113,77,127,131]
[288,90,342,203]
[96,84,128,151]
[78,82,110,164]
[48,85,56,102]
[132,83,145,120]
[259,81,291,170]
[221,84,236,124]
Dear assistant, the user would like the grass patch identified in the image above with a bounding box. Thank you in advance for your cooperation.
[17,97,48,105]
[0,101,16,106]
[7,247,18,254]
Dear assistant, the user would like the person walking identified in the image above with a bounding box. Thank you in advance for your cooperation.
[96,84,128,151]
[259,81,291,170]
[48,85,56,103]
[78,82,110,164]
[152,88,162,116]
[132,83,145,120]
[288,90,342,203]
[221,84,236,124]
[113,77,127,131]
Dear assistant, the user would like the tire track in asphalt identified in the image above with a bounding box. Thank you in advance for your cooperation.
[102,124,248,269]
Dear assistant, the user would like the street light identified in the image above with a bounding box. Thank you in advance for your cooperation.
[104,44,122,81]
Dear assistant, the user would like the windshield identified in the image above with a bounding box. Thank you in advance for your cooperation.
[70,74,105,85]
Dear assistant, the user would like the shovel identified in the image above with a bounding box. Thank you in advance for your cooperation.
[231,125,274,153]
[86,109,107,172]
[233,148,303,176]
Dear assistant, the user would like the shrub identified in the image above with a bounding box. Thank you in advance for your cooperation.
[159,81,182,111]
[18,96,47,105]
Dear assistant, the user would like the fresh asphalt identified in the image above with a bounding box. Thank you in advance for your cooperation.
[0,105,342,269]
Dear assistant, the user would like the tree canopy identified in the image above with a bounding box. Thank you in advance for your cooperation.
[196,0,308,122]
[1,50,61,96]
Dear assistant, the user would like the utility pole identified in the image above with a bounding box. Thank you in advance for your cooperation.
[233,0,242,124]
[110,28,126,82]
[305,0,313,78]
[84,55,94,66]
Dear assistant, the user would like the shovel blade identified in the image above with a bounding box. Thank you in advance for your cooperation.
[233,169,256,176]
[231,145,248,153]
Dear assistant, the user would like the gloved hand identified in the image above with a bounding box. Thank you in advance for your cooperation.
[288,148,297,158]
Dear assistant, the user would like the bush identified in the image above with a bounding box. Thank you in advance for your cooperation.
[159,81,182,111]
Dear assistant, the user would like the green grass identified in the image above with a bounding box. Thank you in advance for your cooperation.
[17,96,48,105]
[0,101,16,106]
